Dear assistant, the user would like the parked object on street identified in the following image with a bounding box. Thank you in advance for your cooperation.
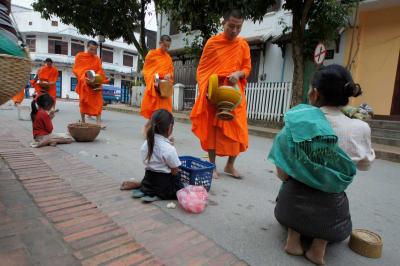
[177,185,208,214]
[68,122,101,142]
[102,85,121,104]
[179,156,214,191]
[349,229,382,258]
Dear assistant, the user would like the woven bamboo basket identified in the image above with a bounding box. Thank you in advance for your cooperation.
[0,54,32,105]
[68,122,101,142]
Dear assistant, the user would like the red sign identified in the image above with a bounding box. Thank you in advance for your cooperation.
[314,43,327,65]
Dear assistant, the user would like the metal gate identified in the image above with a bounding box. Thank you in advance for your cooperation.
[120,80,132,104]
[173,58,198,110]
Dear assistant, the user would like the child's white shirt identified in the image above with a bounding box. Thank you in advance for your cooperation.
[140,134,181,173]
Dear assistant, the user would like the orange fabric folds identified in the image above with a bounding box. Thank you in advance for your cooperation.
[140,48,174,119]
[73,52,106,116]
[12,89,25,104]
[190,33,251,156]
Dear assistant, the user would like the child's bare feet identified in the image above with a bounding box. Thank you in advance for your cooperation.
[120,180,141,190]
[284,228,303,256]
[305,238,327,265]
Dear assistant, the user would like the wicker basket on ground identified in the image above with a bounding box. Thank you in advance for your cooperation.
[68,122,101,142]
[0,54,32,105]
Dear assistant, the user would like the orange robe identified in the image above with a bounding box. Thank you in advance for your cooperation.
[140,48,174,119]
[190,33,251,156]
[12,88,25,104]
[73,52,106,116]
[32,65,59,103]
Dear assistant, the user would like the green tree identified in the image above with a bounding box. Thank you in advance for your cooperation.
[32,0,152,59]
[156,0,277,56]
[283,0,357,105]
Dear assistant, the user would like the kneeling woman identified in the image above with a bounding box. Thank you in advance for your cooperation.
[268,64,375,265]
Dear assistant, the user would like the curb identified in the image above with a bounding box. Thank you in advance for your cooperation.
[103,105,400,164]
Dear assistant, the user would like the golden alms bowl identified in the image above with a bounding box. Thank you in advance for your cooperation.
[85,70,103,88]
[207,74,242,120]
[38,80,50,89]
[158,79,173,98]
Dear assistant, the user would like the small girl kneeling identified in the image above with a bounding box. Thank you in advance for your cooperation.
[30,94,72,148]
[122,109,182,202]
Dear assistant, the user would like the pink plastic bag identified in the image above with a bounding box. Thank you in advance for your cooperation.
[177,185,208,214]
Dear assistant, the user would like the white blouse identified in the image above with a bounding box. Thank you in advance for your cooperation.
[320,106,375,171]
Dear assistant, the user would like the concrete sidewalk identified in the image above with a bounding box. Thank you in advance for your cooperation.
[0,116,246,266]
[103,103,400,163]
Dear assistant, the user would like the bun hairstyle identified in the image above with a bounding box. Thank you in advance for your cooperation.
[344,81,362,98]
[312,64,362,106]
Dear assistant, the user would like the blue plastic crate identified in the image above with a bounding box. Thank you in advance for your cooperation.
[179,156,215,191]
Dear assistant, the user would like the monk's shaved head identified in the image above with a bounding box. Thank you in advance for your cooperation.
[160,35,171,42]
[159,35,172,52]
[87,40,98,56]
[222,9,244,41]
[223,9,243,21]
[87,40,98,47]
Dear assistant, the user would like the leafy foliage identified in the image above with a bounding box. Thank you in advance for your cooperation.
[156,0,276,55]
[32,0,152,58]
[282,0,356,58]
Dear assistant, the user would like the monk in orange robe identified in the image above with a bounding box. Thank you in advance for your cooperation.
[140,35,174,119]
[190,10,251,179]
[12,88,25,105]
[31,58,58,107]
[73,40,107,128]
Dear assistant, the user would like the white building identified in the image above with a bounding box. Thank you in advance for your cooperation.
[11,4,139,100]
[157,1,347,85]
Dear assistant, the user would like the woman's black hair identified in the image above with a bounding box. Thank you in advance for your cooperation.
[311,64,362,106]
[30,93,54,122]
[146,109,174,162]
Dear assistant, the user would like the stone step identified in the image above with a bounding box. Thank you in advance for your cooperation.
[372,136,400,147]
[372,128,400,140]
[373,143,400,164]
[367,119,400,131]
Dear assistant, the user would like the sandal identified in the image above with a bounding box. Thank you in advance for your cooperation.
[132,189,145,198]
[141,195,160,203]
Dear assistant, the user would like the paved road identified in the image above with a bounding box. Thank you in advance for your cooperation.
[3,100,399,266]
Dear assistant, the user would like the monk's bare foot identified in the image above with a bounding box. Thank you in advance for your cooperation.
[224,165,242,179]
[120,181,141,190]
[305,239,327,265]
[99,124,106,130]
[212,169,219,179]
[49,142,57,147]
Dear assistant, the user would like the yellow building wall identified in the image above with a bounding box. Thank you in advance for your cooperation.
[344,6,400,115]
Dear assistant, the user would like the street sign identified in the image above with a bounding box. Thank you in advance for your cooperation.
[314,43,327,65]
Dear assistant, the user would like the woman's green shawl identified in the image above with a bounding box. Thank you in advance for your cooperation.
[268,104,356,193]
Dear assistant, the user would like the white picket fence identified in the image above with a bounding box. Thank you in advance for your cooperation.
[129,82,293,122]
[245,82,292,122]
